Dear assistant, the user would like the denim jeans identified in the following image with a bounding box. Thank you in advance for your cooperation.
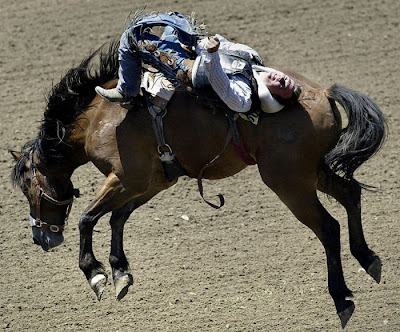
[116,30,142,97]
[158,26,189,72]
[116,26,192,96]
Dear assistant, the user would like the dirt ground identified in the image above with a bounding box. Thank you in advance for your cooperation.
[1,0,399,331]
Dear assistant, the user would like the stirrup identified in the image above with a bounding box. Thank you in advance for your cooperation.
[120,98,136,109]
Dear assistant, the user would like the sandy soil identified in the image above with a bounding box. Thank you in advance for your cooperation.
[1,0,399,331]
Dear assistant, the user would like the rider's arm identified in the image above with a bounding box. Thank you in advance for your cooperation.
[196,36,252,113]
[203,51,252,113]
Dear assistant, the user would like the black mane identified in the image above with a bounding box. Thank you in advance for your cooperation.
[11,41,119,186]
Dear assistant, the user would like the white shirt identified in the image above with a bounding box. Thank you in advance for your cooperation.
[195,35,256,113]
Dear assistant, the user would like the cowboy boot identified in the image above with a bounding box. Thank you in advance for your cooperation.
[95,87,127,102]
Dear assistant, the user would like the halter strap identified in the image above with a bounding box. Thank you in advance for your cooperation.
[29,151,74,233]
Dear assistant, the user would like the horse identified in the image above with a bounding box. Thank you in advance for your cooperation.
[10,41,386,328]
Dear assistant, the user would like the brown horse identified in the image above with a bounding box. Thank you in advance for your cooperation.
[10,42,385,328]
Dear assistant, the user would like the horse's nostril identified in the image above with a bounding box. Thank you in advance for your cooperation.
[40,234,50,251]
[41,240,49,252]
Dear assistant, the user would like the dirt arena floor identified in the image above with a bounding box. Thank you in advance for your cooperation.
[1,0,399,331]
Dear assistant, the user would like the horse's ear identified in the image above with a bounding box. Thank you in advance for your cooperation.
[9,150,22,161]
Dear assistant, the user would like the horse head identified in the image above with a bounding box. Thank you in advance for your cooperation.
[10,149,78,251]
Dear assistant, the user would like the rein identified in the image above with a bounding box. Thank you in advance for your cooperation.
[197,112,257,209]
[29,151,75,233]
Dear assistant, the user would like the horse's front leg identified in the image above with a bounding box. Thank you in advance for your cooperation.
[109,201,135,301]
[109,186,172,300]
[79,173,139,300]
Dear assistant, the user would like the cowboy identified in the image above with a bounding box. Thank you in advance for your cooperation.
[193,34,295,113]
[95,12,295,113]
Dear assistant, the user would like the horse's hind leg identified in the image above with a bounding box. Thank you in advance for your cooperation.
[318,166,381,283]
[262,173,354,327]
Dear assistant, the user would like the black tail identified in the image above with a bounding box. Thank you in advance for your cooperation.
[324,84,386,186]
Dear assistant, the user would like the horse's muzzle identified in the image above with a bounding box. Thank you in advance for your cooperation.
[32,227,64,251]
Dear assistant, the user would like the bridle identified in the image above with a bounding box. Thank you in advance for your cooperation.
[29,151,76,233]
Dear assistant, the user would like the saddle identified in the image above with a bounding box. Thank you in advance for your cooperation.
[140,68,253,209]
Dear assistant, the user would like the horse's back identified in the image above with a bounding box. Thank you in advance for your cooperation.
[85,69,341,185]
[245,70,341,184]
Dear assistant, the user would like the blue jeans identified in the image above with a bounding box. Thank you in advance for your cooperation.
[116,30,142,97]
[159,26,189,72]
[116,26,191,96]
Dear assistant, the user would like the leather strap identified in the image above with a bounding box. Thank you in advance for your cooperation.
[142,89,186,181]
[30,151,74,233]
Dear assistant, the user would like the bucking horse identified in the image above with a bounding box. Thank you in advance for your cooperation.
[10,35,385,328]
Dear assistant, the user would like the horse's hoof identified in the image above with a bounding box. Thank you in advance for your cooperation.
[89,274,108,301]
[114,273,134,301]
[337,300,355,329]
[367,256,382,284]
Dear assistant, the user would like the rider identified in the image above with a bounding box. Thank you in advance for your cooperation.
[193,34,295,113]
[95,12,296,113]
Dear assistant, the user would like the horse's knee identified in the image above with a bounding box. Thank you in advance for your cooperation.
[79,214,96,233]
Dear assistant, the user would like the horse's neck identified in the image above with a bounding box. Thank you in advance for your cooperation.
[46,115,93,174]
[68,102,130,170]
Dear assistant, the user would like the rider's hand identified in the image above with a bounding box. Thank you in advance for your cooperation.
[206,36,220,53]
